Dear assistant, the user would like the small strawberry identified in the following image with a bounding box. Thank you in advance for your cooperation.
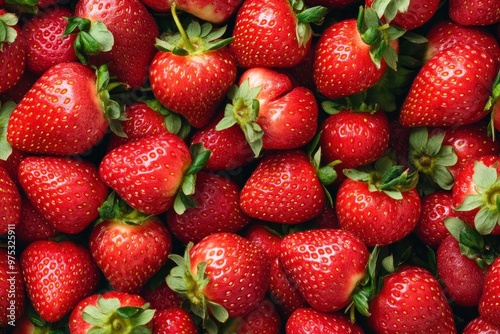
[18,156,109,234]
[0,165,20,234]
[221,298,282,334]
[229,0,326,68]
[463,316,500,334]
[286,308,364,334]
[0,10,25,94]
[448,0,500,26]
[0,249,25,327]
[478,255,500,327]
[151,307,198,334]
[20,240,101,323]
[89,193,173,294]
[16,197,59,246]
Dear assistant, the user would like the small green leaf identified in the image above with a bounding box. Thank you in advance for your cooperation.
[454,194,483,212]
[88,21,114,52]
[472,161,498,190]
[475,207,499,235]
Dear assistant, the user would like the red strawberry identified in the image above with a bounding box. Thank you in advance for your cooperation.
[229,0,326,68]
[0,11,25,94]
[166,171,251,244]
[366,0,440,30]
[99,132,209,215]
[368,266,457,333]
[16,197,59,246]
[0,165,20,234]
[279,228,370,313]
[20,240,101,323]
[167,232,270,331]
[216,67,319,157]
[399,43,499,127]
[151,307,198,334]
[69,290,154,334]
[222,298,282,334]
[478,255,500,327]
[304,0,358,9]
[18,156,109,234]
[89,194,173,294]
[149,12,237,128]
[6,62,125,156]
[0,249,25,327]
[448,0,500,26]
[336,165,421,246]
[463,316,500,334]
[21,7,77,75]
[286,308,364,334]
[242,222,282,261]
[239,150,327,224]
[0,70,38,104]
[140,280,183,310]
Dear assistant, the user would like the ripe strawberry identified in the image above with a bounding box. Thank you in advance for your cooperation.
[167,232,270,332]
[89,194,173,294]
[279,228,369,313]
[478,255,500,327]
[149,13,237,128]
[399,43,499,127]
[7,62,125,156]
[151,307,198,334]
[304,0,358,9]
[366,0,440,30]
[229,0,326,68]
[166,171,251,244]
[448,0,500,26]
[336,165,421,246]
[16,197,59,246]
[221,298,282,334]
[99,132,209,215]
[368,266,457,333]
[21,7,77,75]
[140,280,183,310]
[0,248,25,327]
[242,222,282,261]
[70,0,159,88]
[0,165,20,234]
[69,290,154,334]
[286,308,364,334]
[239,150,328,224]
[20,240,101,323]
[463,316,500,334]
[18,156,109,234]
[216,67,319,157]
[0,70,38,104]
[0,11,25,94]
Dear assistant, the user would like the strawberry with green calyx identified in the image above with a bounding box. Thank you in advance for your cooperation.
[0,10,25,94]
[488,70,500,136]
[0,100,16,163]
[366,0,440,31]
[149,4,237,129]
[408,127,458,195]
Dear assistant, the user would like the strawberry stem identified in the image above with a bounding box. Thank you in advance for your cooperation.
[170,2,195,53]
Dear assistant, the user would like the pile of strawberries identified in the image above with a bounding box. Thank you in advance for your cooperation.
[1,0,500,332]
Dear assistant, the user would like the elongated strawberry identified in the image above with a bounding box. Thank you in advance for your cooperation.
[0,249,25,327]
[7,62,125,156]
[0,165,20,234]
[0,11,25,94]
[18,156,109,234]
[20,240,101,323]
[286,308,364,334]
[478,255,500,327]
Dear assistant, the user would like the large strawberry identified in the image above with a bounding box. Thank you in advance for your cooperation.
[18,156,109,234]
[478,255,500,327]
[0,165,20,234]
[6,62,125,156]
[149,8,237,128]
[0,248,25,327]
[20,240,101,323]
[0,10,25,94]
[229,0,326,68]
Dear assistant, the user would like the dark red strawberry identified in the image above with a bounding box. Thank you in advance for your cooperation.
[0,11,25,94]
[20,240,101,323]
[140,280,183,310]
[221,298,282,334]
[0,165,20,234]
[463,316,500,334]
[151,307,198,334]
[0,249,25,327]
[448,0,500,26]
[478,255,500,327]
[286,308,364,334]
[242,222,282,261]
[16,197,59,246]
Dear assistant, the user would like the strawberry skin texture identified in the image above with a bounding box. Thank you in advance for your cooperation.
[0,249,25,326]
[286,308,364,334]
[152,307,198,334]
[240,150,326,224]
[20,240,101,323]
[369,266,457,333]
[463,316,500,333]
[479,254,500,327]
[279,228,369,313]
[89,216,172,294]
[7,62,108,156]
[98,132,192,215]
[229,298,282,334]
[0,166,21,234]
[149,47,237,128]
[0,19,25,94]
[448,0,500,26]
[16,197,59,246]
[400,43,498,127]
[229,0,311,68]
[18,156,109,234]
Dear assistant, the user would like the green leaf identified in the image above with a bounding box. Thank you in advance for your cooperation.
[88,21,114,52]
[472,161,498,190]
[207,301,229,323]
[82,306,105,326]
[475,207,499,235]
[454,194,483,212]
[0,101,16,161]
[97,297,120,315]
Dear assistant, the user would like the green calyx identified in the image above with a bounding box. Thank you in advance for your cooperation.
[97,192,151,226]
[155,3,233,56]
[215,79,264,157]
[370,0,410,24]
[454,161,500,235]
[64,17,114,65]
[487,70,500,140]
[0,12,18,50]
[82,297,154,334]
[141,98,192,140]
[0,100,16,161]
[167,242,229,334]
[289,0,327,48]
[321,91,379,115]
[408,127,458,194]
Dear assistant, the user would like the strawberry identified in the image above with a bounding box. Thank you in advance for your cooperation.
[304,0,358,9]
[69,0,159,89]
[21,7,77,75]
[286,308,364,334]
[140,280,183,310]
[399,43,499,128]
[463,316,500,334]
[151,307,198,334]
[216,67,319,157]
[242,222,282,261]
[229,0,326,68]
[6,62,125,156]
[0,165,20,234]
[0,70,38,104]
[366,0,440,30]
[368,266,457,333]
[149,10,237,128]
[448,0,500,26]
[99,132,210,215]
[68,290,154,334]
[166,171,251,244]
[0,10,25,94]
[221,298,282,334]
[18,156,109,234]
[239,150,328,224]
[0,248,25,327]
[89,193,173,294]
[20,240,101,323]
[167,232,270,333]
[336,164,422,246]
[478,255,500,327]
[279,228,370,313]
[16,197,59,246]
[0,101,26,186]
